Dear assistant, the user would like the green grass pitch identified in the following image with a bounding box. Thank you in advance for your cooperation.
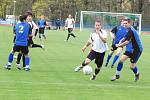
[0,26,150,100]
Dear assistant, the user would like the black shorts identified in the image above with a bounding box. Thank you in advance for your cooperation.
[39,28,45,34]
[28,38,34,46]
[131,50,142,63]
[124,50,142,63]
[13,45,29,55]
[68,28,73,33]
[124,51,132,58]
[87,50,105,68]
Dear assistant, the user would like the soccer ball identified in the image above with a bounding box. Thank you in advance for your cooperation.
[83,65,92,75]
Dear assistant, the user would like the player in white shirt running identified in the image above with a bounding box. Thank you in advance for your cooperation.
[65,14,76,41]
[74,20,108,80]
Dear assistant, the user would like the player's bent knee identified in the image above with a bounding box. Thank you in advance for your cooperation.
[84,58,91,65]
[130,63,136,68]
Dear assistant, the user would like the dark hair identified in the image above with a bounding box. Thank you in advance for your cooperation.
[123,18,131,23]
[19,15,27,22]
[25,11,33,16]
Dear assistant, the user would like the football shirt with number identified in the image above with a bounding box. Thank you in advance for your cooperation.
[15,22,31,46]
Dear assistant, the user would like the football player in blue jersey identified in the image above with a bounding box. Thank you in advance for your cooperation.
[5,15,32,71]
[105,19,127,68]
[38,15,47,41]
[16,11,44,69]
[111,18,143,82]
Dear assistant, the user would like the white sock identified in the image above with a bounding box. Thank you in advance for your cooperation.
[8,62,11,66]
[116,71,121,76]
[24,65,30,69]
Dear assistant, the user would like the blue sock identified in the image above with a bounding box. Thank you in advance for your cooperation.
[112,55,119,66]
[117,62,123,71]
[116,62,123,75]
[8,53,14,63]
[132,66,138,74]
[106,54,111,64]
[25,57,30,67]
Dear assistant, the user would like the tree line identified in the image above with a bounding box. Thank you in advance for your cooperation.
[0,0,150,24]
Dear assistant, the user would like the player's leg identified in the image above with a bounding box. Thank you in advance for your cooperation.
[31,44,43,48]
[66,28,71,41]
[21,46,30,71]
[16,53,22,64]
[130,51,142,82]
[41,28,46,40]
[111,52,130,81]
[70,33,76,38]
[16,52,22,70]
[90,52,105,80]
[28,37,45,50]
[5,51,15,70]
[5,46,19,70]
[105,44,117,67]
[105,50,114,67]
[39,28,42,40]
[111,47,123,68]
[70,28,76,38]
[74,50,96,72]
[22,54,25,67]
[34,29,38,38]
[31,44,45,50]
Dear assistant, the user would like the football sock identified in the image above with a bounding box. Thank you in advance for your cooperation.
[95,68,100,75]
[106,54,112,64]
[25,57,30,68]
[116,62,123,75]
[22,55,25,67]
[131,66,139,74]
[66,34,70,40]
[112,55,119,66]
[32,44,42,48]
[70,33,76,38]
[8,53,14,63]
[34,29,38,36]
[82,61,87,66]
[16,53,22,64]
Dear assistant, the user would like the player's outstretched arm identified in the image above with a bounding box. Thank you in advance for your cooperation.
[116,40,129,47]
[82,41,91,52]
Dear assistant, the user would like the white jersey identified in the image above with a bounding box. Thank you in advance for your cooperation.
[65,18,74,28]
[28,21,38,29]
[88,29,108,53]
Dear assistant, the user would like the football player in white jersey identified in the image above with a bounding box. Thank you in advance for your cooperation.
[74,20,108,80]
[65,14,76,41]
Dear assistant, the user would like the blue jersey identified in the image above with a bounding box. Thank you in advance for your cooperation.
[111,25,127,44]
[125,27,143,52]
[15,22,31,46]
[125,42,133,53]
[38,19,46,28]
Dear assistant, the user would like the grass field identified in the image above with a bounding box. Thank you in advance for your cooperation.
[0,26,150,100]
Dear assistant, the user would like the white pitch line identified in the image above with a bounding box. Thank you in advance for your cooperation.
[0,80,150,89]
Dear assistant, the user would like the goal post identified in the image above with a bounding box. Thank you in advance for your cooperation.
[80,11,142,34]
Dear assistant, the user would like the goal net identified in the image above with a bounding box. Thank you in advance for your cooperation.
[80,11,142,34]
